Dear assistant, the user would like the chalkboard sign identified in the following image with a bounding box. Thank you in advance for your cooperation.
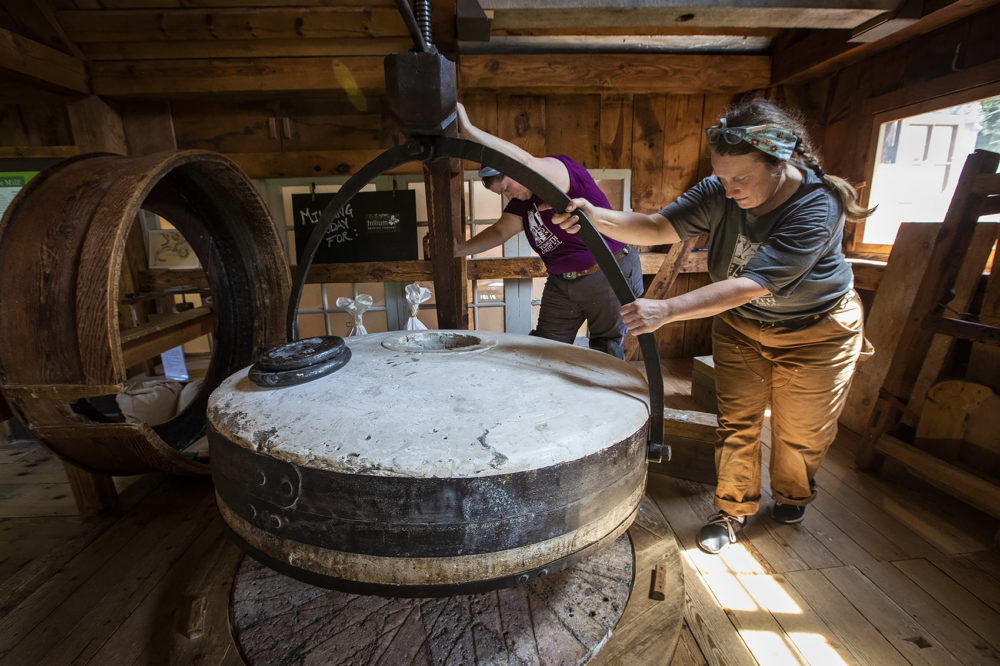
[292,190,418,264]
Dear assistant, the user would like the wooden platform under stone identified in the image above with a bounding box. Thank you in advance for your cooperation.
[230,496,685,665]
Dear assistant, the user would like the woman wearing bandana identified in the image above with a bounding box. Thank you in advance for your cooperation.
[553,98,874,554]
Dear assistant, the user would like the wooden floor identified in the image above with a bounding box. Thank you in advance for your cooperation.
[1,359,999,665]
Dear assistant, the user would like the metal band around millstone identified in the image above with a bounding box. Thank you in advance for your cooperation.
[209,425,647,557]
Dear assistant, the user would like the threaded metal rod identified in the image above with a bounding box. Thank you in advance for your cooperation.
[414,0,433,49]
[393,0,431,53]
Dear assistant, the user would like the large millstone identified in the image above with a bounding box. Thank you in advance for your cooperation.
[208,330,650,596]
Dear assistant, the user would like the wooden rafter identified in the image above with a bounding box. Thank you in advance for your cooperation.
[772,0,1000,85]
[459,54,770,94]
[0,26,88,95]
[55,7,408,42]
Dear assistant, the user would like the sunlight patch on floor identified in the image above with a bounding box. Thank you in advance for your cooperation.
[786,632,851,665]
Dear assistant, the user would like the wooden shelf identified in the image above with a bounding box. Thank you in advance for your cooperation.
[120,307,214,367]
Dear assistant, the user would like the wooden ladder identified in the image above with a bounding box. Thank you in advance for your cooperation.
[855,149,1000,525]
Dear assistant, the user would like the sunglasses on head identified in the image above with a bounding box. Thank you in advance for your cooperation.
[704,124,770,146]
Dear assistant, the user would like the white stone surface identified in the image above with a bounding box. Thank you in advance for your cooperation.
[208,330,650,478]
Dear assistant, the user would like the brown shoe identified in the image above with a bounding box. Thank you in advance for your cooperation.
[697,512,745,554]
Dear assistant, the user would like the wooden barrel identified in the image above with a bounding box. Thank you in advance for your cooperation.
[208,330,650,596]
[0,151,289,475]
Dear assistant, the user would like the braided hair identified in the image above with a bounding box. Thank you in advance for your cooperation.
[711,98,875,220]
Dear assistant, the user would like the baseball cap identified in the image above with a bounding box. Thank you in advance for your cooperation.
[478,165,501,179]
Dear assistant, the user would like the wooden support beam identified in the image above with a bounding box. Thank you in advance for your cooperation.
[848,258,884,292]
[623,237,702,361]
[56,7,408,42]
[772,0,999,85]
[467,257,544,280]
[459,54,770,94]
[62,461,119,517]
[305,261,432,284]
[488,4,894,31]
[119,101,177,155]
[138,250,709,294]
[90,56,386,97]
[423,156,468,329]
[0,0,85,58]
[227,150,422,180]
[875,433,1000,519]
[931,316,1000,346]
[66,95,128,153]
[79,38,412,61]
[647,407,718,485]
[120,307,215,367]
[0,26,89,95]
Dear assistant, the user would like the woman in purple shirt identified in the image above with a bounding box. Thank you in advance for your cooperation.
[454,103,643,358]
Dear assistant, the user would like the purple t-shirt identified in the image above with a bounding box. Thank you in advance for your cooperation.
[503,155,624,275]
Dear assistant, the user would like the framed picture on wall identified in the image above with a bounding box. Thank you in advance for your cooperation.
[147,229,200,269]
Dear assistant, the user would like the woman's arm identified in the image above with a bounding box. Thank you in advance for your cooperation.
[622,277,769,335]
[454,212,522,257]
[456,103,570,192]
[551,199,681,246]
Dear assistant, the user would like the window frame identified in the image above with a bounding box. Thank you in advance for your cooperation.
[852,80,1000,257]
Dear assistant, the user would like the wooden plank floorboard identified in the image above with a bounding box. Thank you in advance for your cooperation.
[90,515,237,665]
[671,624,710,666]
[36,492,219,665]
[785,568,910,666]
[0,477,212,662]
[862,560,1000,664]
[961,550,1000,586]
[894,558,1000,653]
[821,565,963,665]
[820,439,991,554]
[927,553,1000,615]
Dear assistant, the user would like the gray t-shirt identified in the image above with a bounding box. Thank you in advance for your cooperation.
[660,166,853,322]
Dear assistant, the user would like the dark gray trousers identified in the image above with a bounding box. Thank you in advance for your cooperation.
[531,248,643,359]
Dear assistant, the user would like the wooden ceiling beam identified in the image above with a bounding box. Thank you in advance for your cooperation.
[82,0,395,6]
[56,7,408,42]
[88,52,771,97]
[772,0,1000,85]
[0,26,89,95]
[459,53,770,94]
[79,38,413,61]
[0,0,85,58]
[487,6,892,31]
[492,25,782,37]
[90,56,387,96]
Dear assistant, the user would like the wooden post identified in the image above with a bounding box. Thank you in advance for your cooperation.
[423,155,469,329]
[62,461,120,518]
[623,237,700,361]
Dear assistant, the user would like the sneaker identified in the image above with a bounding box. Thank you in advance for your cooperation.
[697,512,745,554]
[772,502,806,524]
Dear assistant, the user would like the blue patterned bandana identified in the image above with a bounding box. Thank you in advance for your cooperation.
[705,120,798,160]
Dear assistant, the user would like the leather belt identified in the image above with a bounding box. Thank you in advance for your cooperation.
[761,312,824,331]
[558,246,630,280]
[760,292,854,331]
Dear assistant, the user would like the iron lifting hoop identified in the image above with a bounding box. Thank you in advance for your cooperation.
[287,136,668,461]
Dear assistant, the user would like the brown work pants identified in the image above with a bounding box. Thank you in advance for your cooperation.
[710,291,870,517]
